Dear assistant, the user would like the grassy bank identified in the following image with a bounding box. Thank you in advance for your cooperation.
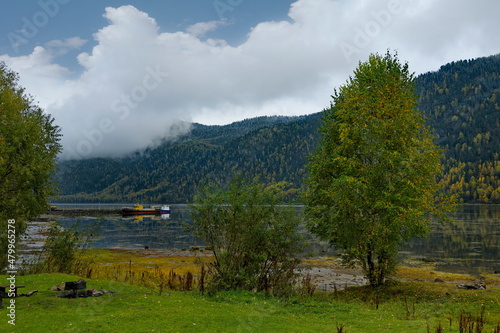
[1,273,500,332]
[3,248,500,332]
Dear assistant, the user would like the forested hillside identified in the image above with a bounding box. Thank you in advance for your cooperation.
[55,54,500,204]
[416,54,500,202]
[55,115,321,203]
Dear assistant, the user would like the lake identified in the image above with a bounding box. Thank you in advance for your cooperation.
[39,204,500,275]
[401,204,500,275]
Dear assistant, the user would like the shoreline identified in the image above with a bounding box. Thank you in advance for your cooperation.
[67,247,499,292]
[18,221,498,292]
[39,209,122,218]
[26,213,500,291]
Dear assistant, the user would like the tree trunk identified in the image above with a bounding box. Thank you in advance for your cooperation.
[366,248,377,287]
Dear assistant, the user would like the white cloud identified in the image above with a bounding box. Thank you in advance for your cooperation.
[46,37,87,50]
[186,20,226,38]
[0,1,499,159]
[0,46,73,106]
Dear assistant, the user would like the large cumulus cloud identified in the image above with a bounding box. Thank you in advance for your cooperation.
[1,0,499,159]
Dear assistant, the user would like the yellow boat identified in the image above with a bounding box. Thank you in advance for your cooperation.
[121,204,170,215]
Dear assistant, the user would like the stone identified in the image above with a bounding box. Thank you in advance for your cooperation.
[457,283,486,290]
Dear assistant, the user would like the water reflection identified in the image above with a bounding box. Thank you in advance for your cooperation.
[401,205,500,275]
[58,205,201,250]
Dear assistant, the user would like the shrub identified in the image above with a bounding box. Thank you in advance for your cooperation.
[26,219,101,275]
[189,176,306,294]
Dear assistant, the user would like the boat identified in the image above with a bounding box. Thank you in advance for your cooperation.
[130,213,170,222]
[121,204,170,215]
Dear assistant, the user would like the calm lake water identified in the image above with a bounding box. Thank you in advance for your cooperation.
[401,204,500,275]
[51,204,500,275]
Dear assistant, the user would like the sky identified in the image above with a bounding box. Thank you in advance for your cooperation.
[0,0,499,159]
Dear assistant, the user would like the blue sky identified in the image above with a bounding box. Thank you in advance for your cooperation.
[0,1,292,67]
[1,0,499,159]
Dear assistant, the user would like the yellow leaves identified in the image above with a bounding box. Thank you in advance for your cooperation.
[306,51,452,285]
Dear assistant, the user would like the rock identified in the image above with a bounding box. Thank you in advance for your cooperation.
[50,284,65,291]
[434,278,444,283]
[87,289,107,297]
[24,290,38,297]
[55,289,114,298]
[457,283,486,290]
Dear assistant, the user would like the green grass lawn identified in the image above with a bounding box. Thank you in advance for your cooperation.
[1,273,499,332]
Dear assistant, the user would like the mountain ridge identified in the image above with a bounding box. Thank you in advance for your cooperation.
[55,53,500,203]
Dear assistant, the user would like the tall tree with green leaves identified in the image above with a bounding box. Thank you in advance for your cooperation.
[305,51,453,286]
[0,62,61,270]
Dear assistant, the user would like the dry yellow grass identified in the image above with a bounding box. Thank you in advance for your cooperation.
[395,265,473,282]
[78,249,500,294]
[77,248,214,292]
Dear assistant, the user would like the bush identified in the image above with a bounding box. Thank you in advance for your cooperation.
[26,219,101,275]
[189,176,306,294]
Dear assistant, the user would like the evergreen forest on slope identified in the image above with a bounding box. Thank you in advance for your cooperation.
[54,54,500,204]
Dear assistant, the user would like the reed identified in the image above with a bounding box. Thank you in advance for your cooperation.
[458,305,485,333]
[336,323,346,333]
[300,273,316,297]
[403,296,416,320]
[82,262,200,294]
